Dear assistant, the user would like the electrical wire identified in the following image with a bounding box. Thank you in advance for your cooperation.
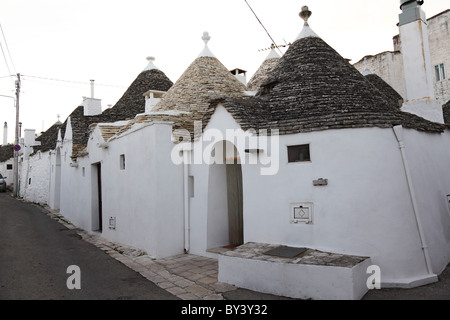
[0,24,17,73]
[21,74,126,88]
[244,0,283,55]
[0,23,16,89]
[0,39,13,81]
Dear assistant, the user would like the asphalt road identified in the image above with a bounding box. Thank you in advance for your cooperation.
[362,264,450,300]
[0,193,177,300]
[1,192,449,301]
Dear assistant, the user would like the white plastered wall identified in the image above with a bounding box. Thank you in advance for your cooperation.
[84,121,185,258]
[20,150,51,205]
[193,105,450,286]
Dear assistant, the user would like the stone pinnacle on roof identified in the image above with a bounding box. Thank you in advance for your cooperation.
[265,44,281,60]
[202,31,211,44]
[153,32,246,116]
[143,56,159,71]
[361,57,374,76]
[296,6,319,40]
[198,31,215,58]
[299,6,312,25]
[247,45,281,91]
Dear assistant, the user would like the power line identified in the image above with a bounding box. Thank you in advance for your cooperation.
[243,0,283,55]
[0,24,17,73]
[0,38,13,81]
[21,74,126,88]
[0,23,16,88]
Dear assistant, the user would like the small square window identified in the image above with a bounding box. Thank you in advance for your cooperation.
[435,63,446,82]
[7,164,12,170]
[288,145,311,163]
[435,65,441,82]
[120,154,126,170]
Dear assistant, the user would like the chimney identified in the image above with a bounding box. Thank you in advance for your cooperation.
[2,122,7,146]
[82,79,102,116]
[24,129,36,147]
[144,90,165,113]
[90,79,95,98]
[23,129,41,158]
[230,68,247,86]
[398,0,444,123]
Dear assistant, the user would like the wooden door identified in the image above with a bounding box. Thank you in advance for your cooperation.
[226,163,243,246]
[97,163,103,231]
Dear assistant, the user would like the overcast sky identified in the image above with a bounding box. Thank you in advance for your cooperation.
[0,0,448,143]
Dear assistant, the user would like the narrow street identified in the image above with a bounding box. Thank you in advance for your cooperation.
[1,192,450,302]
[0,193,177,300]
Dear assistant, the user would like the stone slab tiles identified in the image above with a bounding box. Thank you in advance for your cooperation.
[218,242,372,300]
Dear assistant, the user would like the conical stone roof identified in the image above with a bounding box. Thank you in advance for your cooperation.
[107,33,247,142]
[247,49,281,92]
[0,144,13,162]
[218,9,445,134]
[257,36,401,112]
[153,55,247,120]
[364,73,404,109]
[62,58,174,158]
[443,101,450,125]
[102,65,173,122]
[33,121,64,153]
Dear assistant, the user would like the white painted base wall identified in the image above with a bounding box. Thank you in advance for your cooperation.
[218,255,373,300]
[59,121,185,259]
[20,151,51,205]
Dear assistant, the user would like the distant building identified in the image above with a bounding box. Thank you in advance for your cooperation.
[0,144,13,188]
[354,9,450,104]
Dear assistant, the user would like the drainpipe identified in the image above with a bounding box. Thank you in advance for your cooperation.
[393,125,433,275]
[183,148,191,253]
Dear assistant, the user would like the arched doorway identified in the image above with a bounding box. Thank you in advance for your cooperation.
[207,141,243,249]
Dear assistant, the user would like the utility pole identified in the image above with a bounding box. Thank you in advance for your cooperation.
[13,73,21,197]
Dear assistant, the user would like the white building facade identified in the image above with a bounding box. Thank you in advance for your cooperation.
[2,2,449,300]
[354,8,450,104]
